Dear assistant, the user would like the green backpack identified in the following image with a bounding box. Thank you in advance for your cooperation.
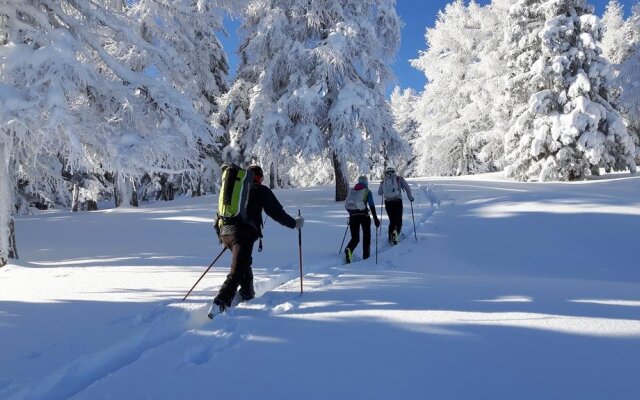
[217,164,254,227]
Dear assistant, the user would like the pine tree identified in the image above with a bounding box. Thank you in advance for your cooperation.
[0,0,229,263]
[607,3,640,163]
[411,0,508,177]
[389,87,419,176]
[125,0,231,198]
[600,0,635,64]
[616,43,640,161]
[221,0,404,200]
[503,0,636,181]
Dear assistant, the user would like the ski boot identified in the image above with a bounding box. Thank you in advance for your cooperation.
[239,289,255,302]
[207,300,226,319]
[389,231,398,246]
[344,248,353,264]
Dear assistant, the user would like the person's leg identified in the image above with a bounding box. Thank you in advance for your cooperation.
[362,216,371,259]
[396,201,404,236]
[388,200,404,243]
[385,201,395,241]
[386,200,398,242]
[345,216,361,262]
[238,267,255,302]
[214,235,255,308]
[396,201,403,236]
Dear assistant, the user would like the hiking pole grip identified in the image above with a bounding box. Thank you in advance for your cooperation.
[298,209,303,295]
[182,247,227,301]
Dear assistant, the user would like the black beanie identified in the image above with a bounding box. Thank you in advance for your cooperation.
[247,165,264,178]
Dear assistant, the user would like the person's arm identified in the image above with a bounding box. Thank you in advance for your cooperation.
[400,177,414,202]
[367,191,380,226]
[378,181,384,196]
[261,186,296,229]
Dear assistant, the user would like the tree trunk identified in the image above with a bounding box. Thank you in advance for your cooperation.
[113,174,121,207]
[8,219,17,260]
[0,145,17,266]
[193,176,202,197]
[332,152,349,202]
[460,139,469,176]
[269,163,276,189]
[86,200,98,211]
[118,173,132,207]
[71,183,80,212]
[160,175,175,201]
[130,178,139,207]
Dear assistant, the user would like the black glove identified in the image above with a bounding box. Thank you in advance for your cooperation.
[213,216,222,244]
[374,218,380,228]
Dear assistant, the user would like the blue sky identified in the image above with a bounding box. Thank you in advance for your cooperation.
[220,0,637,93]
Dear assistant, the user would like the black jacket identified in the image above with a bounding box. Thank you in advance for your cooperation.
[217,183,296,238]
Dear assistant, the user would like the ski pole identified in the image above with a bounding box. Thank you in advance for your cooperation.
[298,209,303,295]
[375,217,378,264]
[338,218,349,254]
[379,195,384,235]
[182,247,227,301]
[410,200,417,241]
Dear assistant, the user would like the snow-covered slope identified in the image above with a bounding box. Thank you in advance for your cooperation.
[1,174,639,399]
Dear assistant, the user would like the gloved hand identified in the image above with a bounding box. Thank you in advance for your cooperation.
[213,217,222,244]
[374,218,380,228]
[295,216,304,229]
[409,196,415,202]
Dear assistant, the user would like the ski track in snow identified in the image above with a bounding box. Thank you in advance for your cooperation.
[7,185,442,400]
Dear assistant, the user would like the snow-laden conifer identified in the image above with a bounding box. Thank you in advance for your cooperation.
[616,43,640,161]
[220,0,404,199]
[601,0,635,64]
[411,0,508,176]
[503,0,636,181]
[606,3,640,162]
[0,0,229,263]
[389,87,419,176]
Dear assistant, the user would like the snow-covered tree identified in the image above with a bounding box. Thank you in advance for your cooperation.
[129,1,229,119]
[503,0,636,182]
[389,86,419,176]
[127,0,231,197]
[0,0,227,264]
[411,0,509,177]
[601,0,635,64]
[604,3,640,162]
[220,0,404,200]
[616,42,640,160]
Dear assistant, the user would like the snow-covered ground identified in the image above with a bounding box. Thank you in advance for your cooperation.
[2,173,640,400]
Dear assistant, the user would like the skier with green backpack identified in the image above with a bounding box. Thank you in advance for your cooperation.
[208,164,304,319]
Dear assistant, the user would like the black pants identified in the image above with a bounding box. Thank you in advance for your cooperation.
[214,234,257,307]
[346,214,371,259]
[385,199,403,241]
